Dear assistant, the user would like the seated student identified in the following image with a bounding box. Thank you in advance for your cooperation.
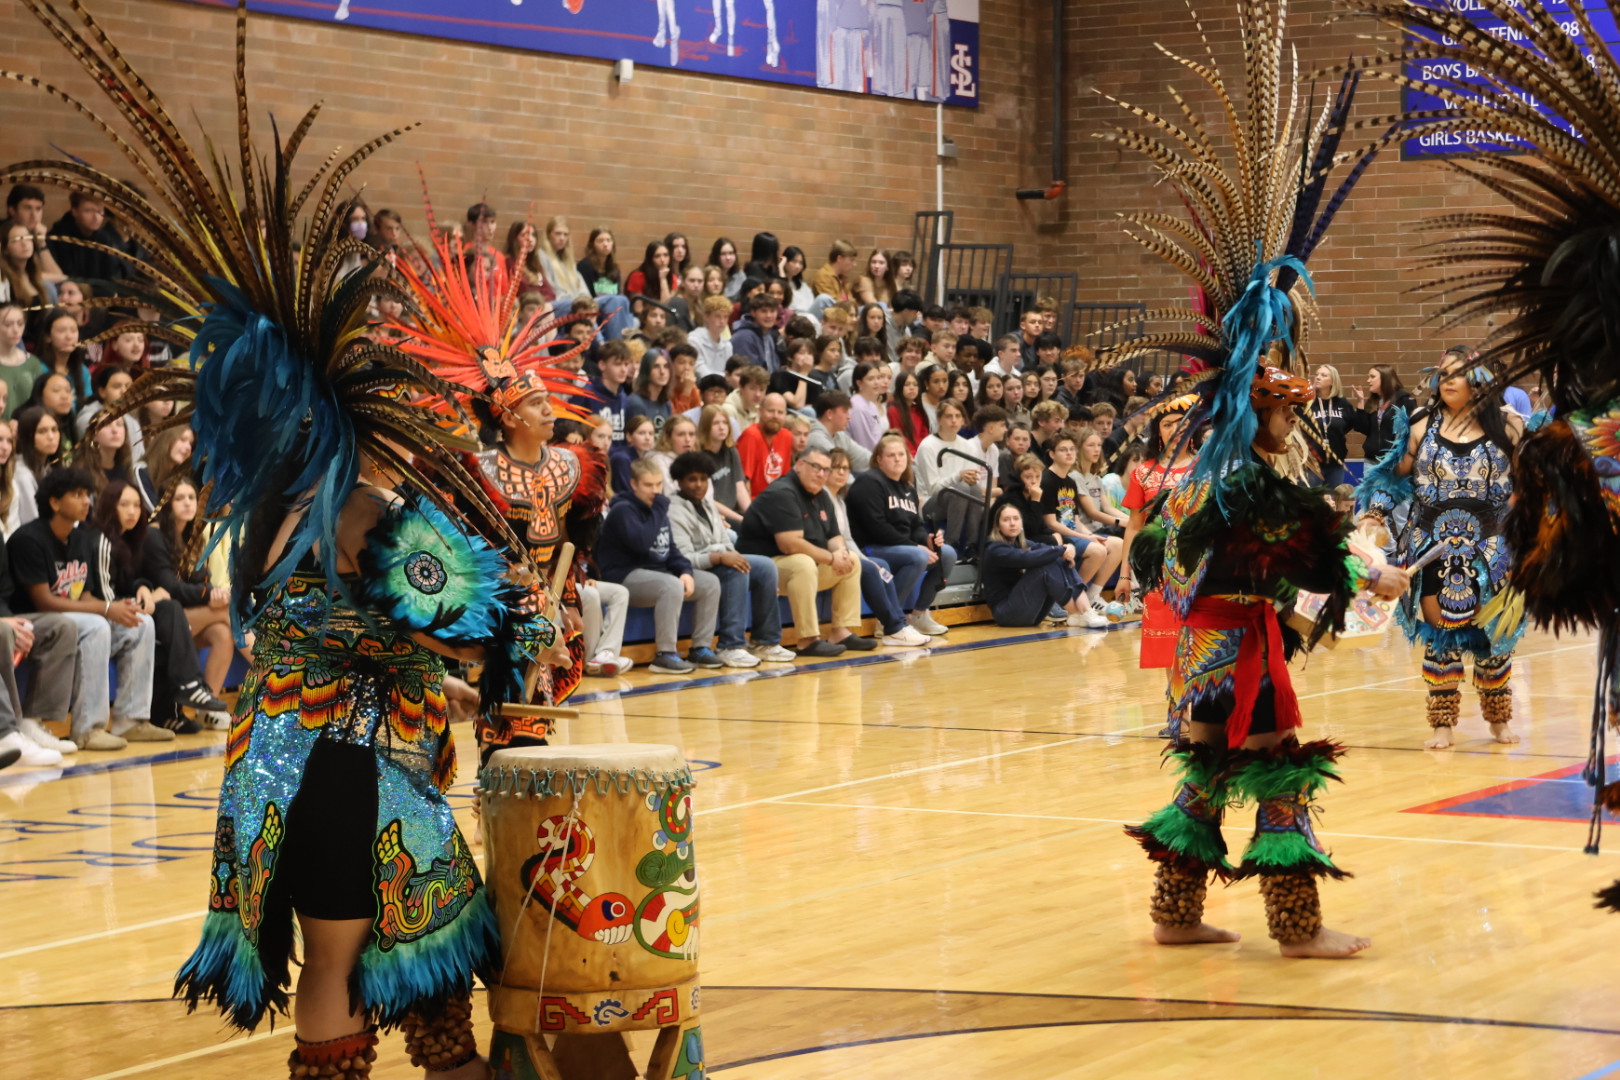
[1037,433,1116,626]
[917,362,948,433]
[142,476,236,717]
[1030,399,1068,465]
[998,452,1052,545]
[590,339,635,442]
[580,574,633,678]
[1104,442,1146,510]
[93,479,229,733]
[1090,401,1124,455]
[1053,354,1089,414]
[998,424,1034,490]
[892,334,931,383]
[886,290,924,357]
[847,433,957,638]
[1033,331,1063,372]
[825,449,930,647]
[735,447,873,658]
[593,458,722,675]
[729,292,782,373]
[609,412,657,494]
[1001,369,1031,430]
[769,337,818,412]
[8,466,160,749]
[644,413,700,497]
[0,534,79,766]
[666,343,702,415]
[916,402,1005,556]
[847,361,890,451]
[920,305,948,337]
[666,451,793,666]
[1073,424,1130,535]
[626,348,673,435]
[736,392,795,497]
[844,335,886,397]
[683,373,731,425]
[723,364,768,437]
[807,390,870,472]
[986,332,1022,379]
[929,329,958,372]
[696,403,749,526]
[981,503,1091,627]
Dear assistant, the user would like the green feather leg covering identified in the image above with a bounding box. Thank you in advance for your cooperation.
[1124,741,1235,880]
[1229,738,1350,880]
[1131,519,1169,591]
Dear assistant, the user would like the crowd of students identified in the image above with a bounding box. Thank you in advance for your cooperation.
[0,183,1451,768]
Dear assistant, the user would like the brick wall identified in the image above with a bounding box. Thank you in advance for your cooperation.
[3,0,1497,399]
[1,0,1049,281]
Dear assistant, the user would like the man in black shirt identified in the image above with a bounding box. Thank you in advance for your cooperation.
[7,467,158,749]
[736,447,873,657]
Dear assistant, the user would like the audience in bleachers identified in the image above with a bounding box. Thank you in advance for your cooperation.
[5,181,1417,774]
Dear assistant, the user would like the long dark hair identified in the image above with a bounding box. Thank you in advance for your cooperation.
[782,245,807,289]
[92,477,148,579]
[744,232,780,281]
[584,227,618,278]
[663,232,689,278]
[156,477,209,582]
[15,406,61,477]
[707,236,738,273]
[891,370,923,445]
[633,241,671,298]
[1368,364,1406,409]
[36,308,89,395]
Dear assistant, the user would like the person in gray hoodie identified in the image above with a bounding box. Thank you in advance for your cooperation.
[806,391,871,471]
[666,452,793,666]
[594,458,722,674]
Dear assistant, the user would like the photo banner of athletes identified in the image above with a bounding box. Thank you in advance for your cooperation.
[212,0,982,107]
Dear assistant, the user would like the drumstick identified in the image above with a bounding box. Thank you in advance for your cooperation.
[1403,540,1449,575]
[513,542,578,709]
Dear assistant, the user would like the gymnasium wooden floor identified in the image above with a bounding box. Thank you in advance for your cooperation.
[4,619,1619,1079]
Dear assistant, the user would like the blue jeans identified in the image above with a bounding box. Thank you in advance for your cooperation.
[710,555,782,649]
[859,557,906,635]
[862,543,957,612]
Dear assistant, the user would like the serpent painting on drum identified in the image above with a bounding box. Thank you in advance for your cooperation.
[519,784,699,959]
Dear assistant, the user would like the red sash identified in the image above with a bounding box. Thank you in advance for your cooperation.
[1182,597,1301,747]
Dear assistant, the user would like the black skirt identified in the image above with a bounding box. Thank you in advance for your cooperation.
[279,740,379,921]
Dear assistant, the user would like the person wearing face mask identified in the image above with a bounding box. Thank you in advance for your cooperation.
[1357,350,1526,751]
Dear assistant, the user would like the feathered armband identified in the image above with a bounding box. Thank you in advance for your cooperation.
[358,499,511,645]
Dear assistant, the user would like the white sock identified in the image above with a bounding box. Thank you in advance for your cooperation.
[1087,583,1103,603]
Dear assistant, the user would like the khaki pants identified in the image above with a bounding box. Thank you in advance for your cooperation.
[773,553,861,639]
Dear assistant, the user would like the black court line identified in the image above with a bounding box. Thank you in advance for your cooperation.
[0,624,1124,789]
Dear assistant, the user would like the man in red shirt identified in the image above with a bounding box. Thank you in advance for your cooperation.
[736,392,794,496]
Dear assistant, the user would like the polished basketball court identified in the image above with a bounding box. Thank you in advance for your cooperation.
[5,621,1618,1079]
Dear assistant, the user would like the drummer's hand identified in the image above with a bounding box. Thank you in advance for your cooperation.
[562,606,584,636]
[1369,564,1411,600]
[679,573,695,599]
[543,637,573,669]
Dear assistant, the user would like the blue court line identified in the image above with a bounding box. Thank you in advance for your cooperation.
[1574,1058,1620,1080]
[0,622,1124,788]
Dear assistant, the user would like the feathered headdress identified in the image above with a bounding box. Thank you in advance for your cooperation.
[1094,0,1386,500]
[385,206,595,428]
[0,0,517,626]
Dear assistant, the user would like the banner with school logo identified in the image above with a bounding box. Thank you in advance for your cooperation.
[222,0,981,107]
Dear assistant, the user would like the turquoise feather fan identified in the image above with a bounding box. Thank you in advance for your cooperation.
[359,499,510,644]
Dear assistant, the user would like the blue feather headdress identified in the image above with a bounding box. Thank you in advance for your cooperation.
[1091,0,1391,490]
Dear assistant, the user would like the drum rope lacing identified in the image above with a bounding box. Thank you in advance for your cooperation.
[498,784,583,1035]
[477,764,696,799]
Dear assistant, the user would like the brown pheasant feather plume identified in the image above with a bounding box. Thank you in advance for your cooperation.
[0,0,526,619]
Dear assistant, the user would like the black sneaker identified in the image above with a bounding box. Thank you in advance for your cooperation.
[835,634,878,651]
[179,680,229,713]
[798,638,846,658]
[158,713,203,735]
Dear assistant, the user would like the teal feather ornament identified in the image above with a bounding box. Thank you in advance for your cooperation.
[359,498,510,644]
[1354,406,1414,517]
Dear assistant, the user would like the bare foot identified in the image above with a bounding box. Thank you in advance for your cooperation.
[1489,722,1521,745]
[1154,922,1241,945]
[1424,727,1455,750]
[1279,927,1371,958]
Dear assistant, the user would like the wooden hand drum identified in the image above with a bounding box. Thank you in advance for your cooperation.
[482,744,702,1080]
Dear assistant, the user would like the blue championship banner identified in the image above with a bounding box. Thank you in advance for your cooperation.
[201,0,981,107]
[1401,0,1619,158]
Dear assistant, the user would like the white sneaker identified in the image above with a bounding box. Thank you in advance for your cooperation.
[0,730,63,767]
[750,643,797,663]
[615,655,635,675]
[883,625,930,647]
[198,710,232,731]
[587,650,620,677]
[20,718,76,754]
[1072,607,1109,628]
[907,610,949,636]
[717,648,761,668]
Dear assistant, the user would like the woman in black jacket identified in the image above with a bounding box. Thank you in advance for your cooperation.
[144,476,236,700]
[981,502,1089,627]
[94,478,231,731]
[1309,364,1354,486]
[846,434,954,634]
[1347,363,1416,463]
